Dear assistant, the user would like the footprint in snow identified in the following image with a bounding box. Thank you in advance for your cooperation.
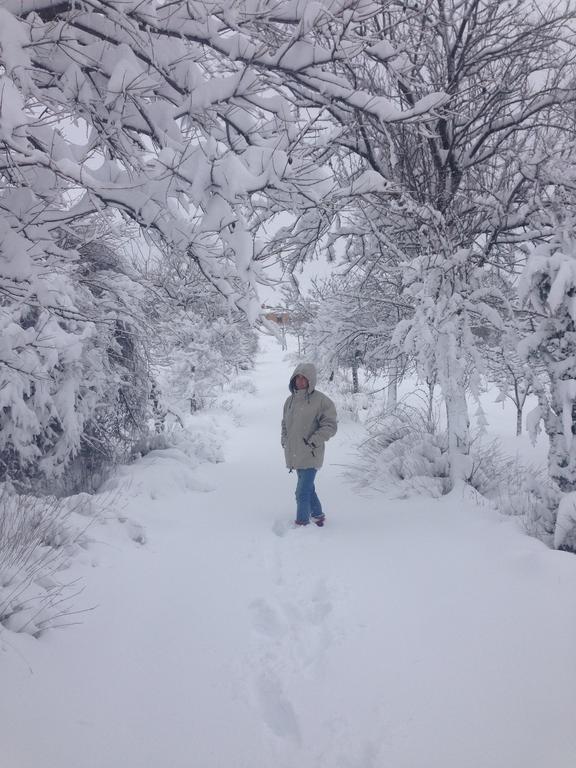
[307,581,333,625]
[256,672,302,745]
[127,520,146,545]
[271,518,292,537]
[249,598,283,638]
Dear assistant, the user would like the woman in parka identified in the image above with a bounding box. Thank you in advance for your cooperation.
[281,363,338,526]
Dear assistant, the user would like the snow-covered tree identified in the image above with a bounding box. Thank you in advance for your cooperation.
[0,0,448,486]
[519,212,576,551]
[0,215,155,491]
[1,0,444,316]
[70,236,155,489]
[3,0,576,497]
[141,254,257,416]
[0,0,451,485]
[269,0,576,481]
[0,303,109,487]
[303,265,409,401]
[392,238,504,479]
[483,330,532,437]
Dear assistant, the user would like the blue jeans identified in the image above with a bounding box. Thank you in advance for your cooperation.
[295,468,323,525]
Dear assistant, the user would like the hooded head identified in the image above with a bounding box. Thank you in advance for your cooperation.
[289,362,317,394]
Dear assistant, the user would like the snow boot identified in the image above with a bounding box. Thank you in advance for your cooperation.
[312,515,325,527]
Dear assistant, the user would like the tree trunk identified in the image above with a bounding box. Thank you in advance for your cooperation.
[516,406,522,437]
[438,333,471,486]
[445,390,471,485]
[426,377,436,432]
[351,357,359,394]
[387,366,398,410]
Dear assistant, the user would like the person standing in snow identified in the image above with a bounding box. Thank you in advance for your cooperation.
[281,363,338,527]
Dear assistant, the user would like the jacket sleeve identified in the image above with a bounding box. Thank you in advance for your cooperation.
[309,395,337,446]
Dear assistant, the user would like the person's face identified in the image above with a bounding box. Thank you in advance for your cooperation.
[294,374,309,391]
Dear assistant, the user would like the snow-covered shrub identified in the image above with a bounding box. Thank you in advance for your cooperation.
[467,439,559,544]
[162,414,226,467]
[0,221,156,494]
[228,377,256,396]
[129,431,170,461]
[352,405,451,497]
[335,391,371,423]
[0,283,111,489]
[0,486,93,637]
[466,439,520,497]
[554,493,576,552]
[352,406,558,543]
[518,477,560,546]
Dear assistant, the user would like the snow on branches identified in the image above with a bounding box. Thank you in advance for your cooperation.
[0,0,449,483]
[1,0,445,316]
[272,0,576,495]
[392,239,507,483]
[519,220,576,525]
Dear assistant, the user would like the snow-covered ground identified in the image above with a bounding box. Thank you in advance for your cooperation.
[2,336,576,768]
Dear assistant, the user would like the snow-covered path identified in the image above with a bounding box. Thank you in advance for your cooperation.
[3,338,576,768]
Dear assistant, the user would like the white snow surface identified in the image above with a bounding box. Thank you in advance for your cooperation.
[2,337,576,768]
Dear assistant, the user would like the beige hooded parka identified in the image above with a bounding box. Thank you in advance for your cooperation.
[281,363,338,470]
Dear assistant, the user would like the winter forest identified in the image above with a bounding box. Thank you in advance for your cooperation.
[2,1,576,766]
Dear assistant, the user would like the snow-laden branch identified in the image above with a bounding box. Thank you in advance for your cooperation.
[1,0,449,318]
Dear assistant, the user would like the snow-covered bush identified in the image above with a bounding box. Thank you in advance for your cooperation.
[0,486,93,637]
[467,439,559,544]
[335,391,371,423]
[228,377,257,396]
[0,268,111,488]
[352,405,558,544]
[467,439,521,498]
[555,493,576,552]
[163,414,226,466]
[352,405,451,498]
[512,476,559,547]
[0,229,157,495]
